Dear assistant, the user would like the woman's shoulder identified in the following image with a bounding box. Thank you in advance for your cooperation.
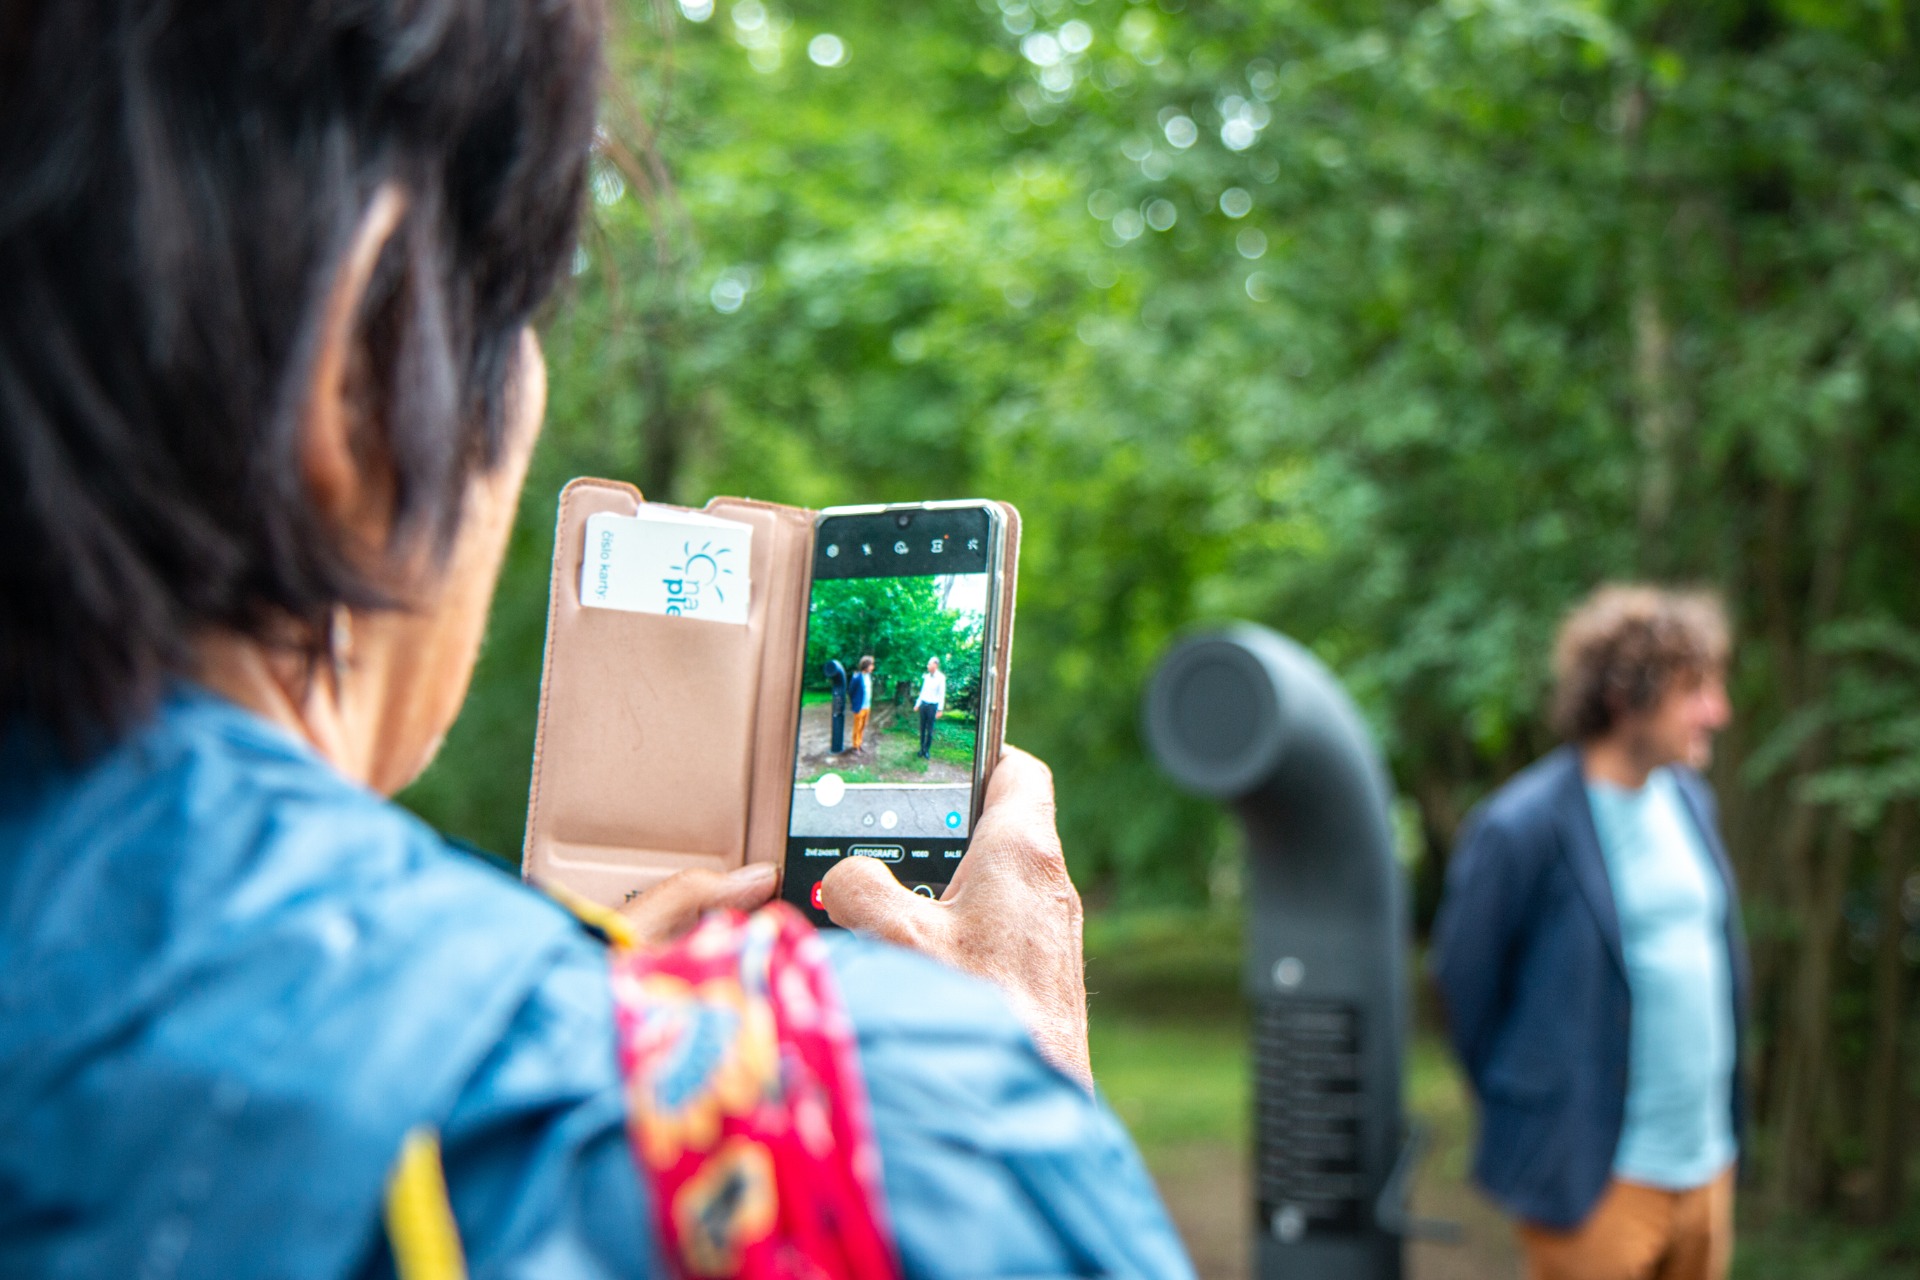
[0,684,587,1057]
[1,687,558,941]
[0,689,607,1278]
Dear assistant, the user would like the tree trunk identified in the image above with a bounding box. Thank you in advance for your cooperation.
[1864,804,1915,1222]
[1766,815,1858,1212]
[1750,420,1859,1194]
[1631,273,1676,554]
[1744,478,1813,1063]
[638,306,699,500]
[1618,77,1682,569]
[1410,767,1465,936]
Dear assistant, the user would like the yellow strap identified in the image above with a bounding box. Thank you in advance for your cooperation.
[537,876,639,950]
[384,1127,468,1280]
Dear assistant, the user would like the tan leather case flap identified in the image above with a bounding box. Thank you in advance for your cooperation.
[522,479,813,906]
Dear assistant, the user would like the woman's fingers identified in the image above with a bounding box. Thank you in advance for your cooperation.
[708,861,780,911]
[820,853,951,953]
[618,863,778,945]
[616,750,1092,1087]
[825,745,1092,1090]
[969,747,1061,861]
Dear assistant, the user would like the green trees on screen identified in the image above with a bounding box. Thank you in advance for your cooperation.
[802,577,985,711]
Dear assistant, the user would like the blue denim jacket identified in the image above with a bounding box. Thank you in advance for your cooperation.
[0,690,1192,1280]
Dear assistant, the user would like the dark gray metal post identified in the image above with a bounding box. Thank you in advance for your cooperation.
[1144,624,1410,1280]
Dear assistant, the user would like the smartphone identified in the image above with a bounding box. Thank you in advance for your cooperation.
[780,501,1012,926]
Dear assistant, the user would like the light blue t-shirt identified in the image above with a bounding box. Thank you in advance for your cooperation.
[1586,768,1737,1190]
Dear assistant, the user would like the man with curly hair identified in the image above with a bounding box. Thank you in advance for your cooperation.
[1432,586,1749,1280]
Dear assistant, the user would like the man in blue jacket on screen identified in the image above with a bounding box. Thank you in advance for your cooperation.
[1432,585,1748,1280]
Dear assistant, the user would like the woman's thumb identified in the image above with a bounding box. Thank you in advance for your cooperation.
[820,855,947,951]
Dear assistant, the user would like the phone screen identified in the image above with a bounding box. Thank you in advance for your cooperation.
[781,505,998,925]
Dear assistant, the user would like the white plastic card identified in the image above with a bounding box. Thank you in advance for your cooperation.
[579,507,753,624]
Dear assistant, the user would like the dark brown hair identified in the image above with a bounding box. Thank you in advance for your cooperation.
[1551,585,1730,743]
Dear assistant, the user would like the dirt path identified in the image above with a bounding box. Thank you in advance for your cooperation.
[796,700,864,766]
[1144,1141,1518,1280]
[794,702,970,784]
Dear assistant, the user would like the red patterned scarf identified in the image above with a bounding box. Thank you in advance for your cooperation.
[610,904,898,1280]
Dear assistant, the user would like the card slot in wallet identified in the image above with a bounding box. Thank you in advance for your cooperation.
[707,496,816,868]
[537,608,757,852]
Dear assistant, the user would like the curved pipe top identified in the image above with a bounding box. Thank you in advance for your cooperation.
[1145,626,1396,864]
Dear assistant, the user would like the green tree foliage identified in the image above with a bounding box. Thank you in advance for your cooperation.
[402,0,1920,1229]
[803,577,985,708]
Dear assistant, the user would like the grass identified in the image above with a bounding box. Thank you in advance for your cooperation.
[1090,1015,1247,1150]
[879,708,977,769]
[1083,908,1919,1280]
[821,708,976,784]
[1084,911,1468,1159]
[1086,911,1246,1151]
[796,699,977,784]
[1728,1218,1920,1280]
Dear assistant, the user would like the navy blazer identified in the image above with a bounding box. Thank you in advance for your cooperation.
[1429,746,1749,1230]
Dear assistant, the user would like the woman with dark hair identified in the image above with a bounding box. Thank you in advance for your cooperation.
[0,5,1190,1279]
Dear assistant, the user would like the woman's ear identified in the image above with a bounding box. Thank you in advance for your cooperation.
[299,183,409,547]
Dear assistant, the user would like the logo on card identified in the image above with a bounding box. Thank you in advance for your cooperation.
[580,509,752,624]
[663,540,737,617]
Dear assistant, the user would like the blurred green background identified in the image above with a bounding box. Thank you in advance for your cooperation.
[402,0,1920,1272]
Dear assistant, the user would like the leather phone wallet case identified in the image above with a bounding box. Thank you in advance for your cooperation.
[521,477,1021,908]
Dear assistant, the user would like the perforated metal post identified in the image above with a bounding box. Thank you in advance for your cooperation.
[825,659,848,754]
[1144,624,1411,1280]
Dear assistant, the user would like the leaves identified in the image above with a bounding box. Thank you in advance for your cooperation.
[408,0,1920,900]
[390,0,1920,1219]
[804,577,986,706]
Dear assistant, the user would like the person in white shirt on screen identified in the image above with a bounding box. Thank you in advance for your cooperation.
[916,657,946,759]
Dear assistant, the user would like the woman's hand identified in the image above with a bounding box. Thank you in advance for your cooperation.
[618,863,779,946]
[820,747,1091,1089]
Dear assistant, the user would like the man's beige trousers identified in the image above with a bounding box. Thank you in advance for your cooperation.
[1517,1166,1733,1280]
